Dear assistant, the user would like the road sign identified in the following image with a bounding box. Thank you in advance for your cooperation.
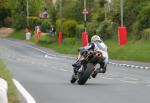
[82,8,89,15]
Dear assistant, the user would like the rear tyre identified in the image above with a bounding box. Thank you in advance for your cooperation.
[78,63,93,85]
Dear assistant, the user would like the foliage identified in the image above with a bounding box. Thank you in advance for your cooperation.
[63,38,79,45]
[39,34,51,44]
[28,18,42,30]
[10,0,27,30]
[60,0,83,22]
[137,2,150,29]
[2,0,150,41]
[87,21,99,37]
[56,18,66,33]
[63,19,77,37]
[142,28,150,41]
[96,19,114,39]
[76,24,84,38]
[0,0,11,27]
[40,19,51,33]
[56,19,77,38]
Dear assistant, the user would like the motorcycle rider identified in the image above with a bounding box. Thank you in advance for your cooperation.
[72,35,108,77]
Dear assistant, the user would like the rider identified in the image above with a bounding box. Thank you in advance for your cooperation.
[72,35,108,76]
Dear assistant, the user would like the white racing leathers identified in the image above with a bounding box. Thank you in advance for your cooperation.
[84,41,109,66]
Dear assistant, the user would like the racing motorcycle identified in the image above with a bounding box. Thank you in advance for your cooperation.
[70,47,108,85]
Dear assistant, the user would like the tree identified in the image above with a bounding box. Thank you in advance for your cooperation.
[0,0,11,27]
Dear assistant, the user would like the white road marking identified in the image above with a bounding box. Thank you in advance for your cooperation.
[146,81,150,83]
[124,77,138,81]
[101,77,113,80]
[0,78,8,103]
[119,80,137,84]
[59,69,68,72]
[13,79,36,103]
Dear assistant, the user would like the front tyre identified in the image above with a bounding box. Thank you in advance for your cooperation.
[78,63,94,85]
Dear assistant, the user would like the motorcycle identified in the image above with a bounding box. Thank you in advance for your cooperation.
[70,47,109,85]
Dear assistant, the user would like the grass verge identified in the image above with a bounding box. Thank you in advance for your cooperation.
[38,37,81,55]
[105,40,150,62]
[8,30,150,62]
[8,30,25,40]
[0,59,20,103]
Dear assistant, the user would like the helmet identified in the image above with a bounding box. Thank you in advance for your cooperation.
[91,35,102,42]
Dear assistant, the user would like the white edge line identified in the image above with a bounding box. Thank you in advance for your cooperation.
[119,80,137,84]
[13,79,36,103]
[101,77,113,80]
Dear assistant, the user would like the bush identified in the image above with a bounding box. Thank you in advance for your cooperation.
[138,3,150,29]
[76,24,84,38]
[28,18,42,30]
[132,2,150,40]
[63,19,77,37]
[39,34,51,44]
[56,18,66,34]
[12,15,26,30]
[63,38,79,45]
[87,22,99,37]
[96,19,115,40]
[40,19,51,33]
[56,19,77,38]
[131,21,142,40]
[4,17,12,27]
[142,28,150,40]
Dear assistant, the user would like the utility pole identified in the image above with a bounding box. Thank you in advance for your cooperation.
[26,0,29,26]
[84,0,87,32]
[118,0,127,46]
[60,0,62,32]
[58,0,63,44]
[82,0,88,46]
[120,0,123,27]
[104,3,107,20]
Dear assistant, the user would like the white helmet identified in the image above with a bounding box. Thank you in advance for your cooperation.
[91,35,102,42]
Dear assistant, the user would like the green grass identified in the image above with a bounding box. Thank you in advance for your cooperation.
[8,30,35,40]
[105,40,150,62]
[8,30,25,40]
[8,30,150,62]
[0,59,20,103]
[38,37,81,54]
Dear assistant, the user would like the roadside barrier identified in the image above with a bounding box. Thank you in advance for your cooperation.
[0,78,8,103]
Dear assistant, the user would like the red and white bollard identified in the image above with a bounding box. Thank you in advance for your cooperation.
[58,32,63,44]
[118,26,127,46]
[82,32,88,47]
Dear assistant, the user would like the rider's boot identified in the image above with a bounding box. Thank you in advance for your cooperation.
[98,67,106,73]
[72,61,82,77]
[96,62,107,73]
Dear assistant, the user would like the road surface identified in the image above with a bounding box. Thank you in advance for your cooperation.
[0,38,150,103]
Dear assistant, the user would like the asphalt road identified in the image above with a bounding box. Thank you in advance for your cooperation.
[0,38,150,103]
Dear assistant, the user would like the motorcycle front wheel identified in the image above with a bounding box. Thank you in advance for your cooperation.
[78,63,94,85]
